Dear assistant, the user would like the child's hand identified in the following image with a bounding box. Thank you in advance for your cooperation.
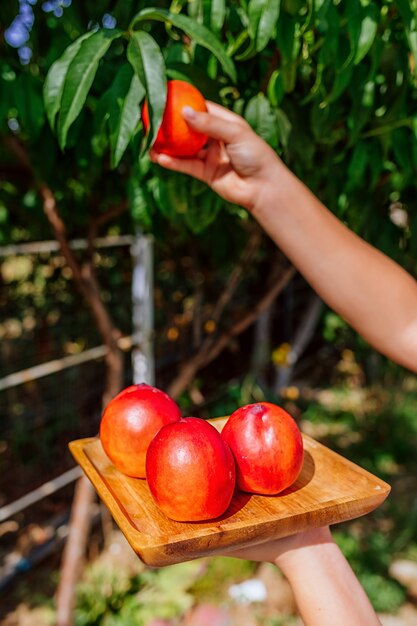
[221,526,333,572]
[150,102,283,212]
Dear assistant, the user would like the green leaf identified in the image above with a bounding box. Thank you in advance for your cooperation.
[57,29,122,149]
[244,93,279,148]
[127,31,166,152]
[326,64,353,104]
[354,15,378,65]
[14,74,45,139]
[153,175,187,224]
[392,128,413,178]
[347,142,368,191]
[248,0,264,39]
[184,183,222,233]
[267,69,284,107]
[211,0,226,33]
[249,0,281,51]
[130,8,236,82]
[395,0,417,68]
[314,0,330,13]
[367,140,383,189]
[43,31,94,130]
[107,64,145,168]
[188,0,204,22]
[257,1,280,50]
[276,108,292,150]
[276,10,298,62]
[128,175,152,229]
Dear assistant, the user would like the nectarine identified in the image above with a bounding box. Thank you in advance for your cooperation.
[142,79,208,158]
[221,402,304,495]
[146,417,236,521]
[99,383,181,478]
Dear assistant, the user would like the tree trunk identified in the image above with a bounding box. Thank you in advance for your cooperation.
[55,475,95,626]
[38,185,125,626]
[274,293,323,392]
[6,138,127,626]
[168,263,295,400]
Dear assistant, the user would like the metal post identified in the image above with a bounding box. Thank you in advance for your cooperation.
[131,233,155,385]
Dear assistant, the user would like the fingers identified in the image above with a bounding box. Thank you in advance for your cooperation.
[182,105,247,145]
[150,150,206,181]
[205,101,247,124]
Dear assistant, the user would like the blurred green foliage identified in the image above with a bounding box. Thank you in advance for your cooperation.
[76,560,202,626]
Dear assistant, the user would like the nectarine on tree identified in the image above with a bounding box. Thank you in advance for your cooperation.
[146,417,236,522]
[221,402,304,495]
[99,383,181,478]
[142,79,208,158]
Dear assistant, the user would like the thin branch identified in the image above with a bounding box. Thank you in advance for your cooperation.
[207,265,296,364]
[5,132,125,626]
[166,228,263,397]
[212,225,262,326]
[87,201,128,258]
[38,184,84,285]
[168,263,295,400]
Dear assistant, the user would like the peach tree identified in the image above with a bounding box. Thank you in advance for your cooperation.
[42,1,417,256]
[2,0,417,398]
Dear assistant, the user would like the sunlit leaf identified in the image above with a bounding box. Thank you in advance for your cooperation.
[211,0,226,33]
[43,30,94,130]
[107,64,145,168]
[128,173,152,228]
[244,93,279,148]
[127,30,166,152]
[267,69,284,107]
[249,0,281,51]
[57,29,122,149]
[354,15,378,65]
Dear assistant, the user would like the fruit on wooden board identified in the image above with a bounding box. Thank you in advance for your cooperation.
[221,402,304,495]
[100,383,181,478]
[142,79,208,157]
[146,417,236,521]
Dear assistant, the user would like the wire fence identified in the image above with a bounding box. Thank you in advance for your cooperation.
[0,236,135,527]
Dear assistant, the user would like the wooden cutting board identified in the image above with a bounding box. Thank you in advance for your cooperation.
[69,417,390,567]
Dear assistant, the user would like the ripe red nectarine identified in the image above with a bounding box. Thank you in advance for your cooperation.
[142,79,208,158]
[146,417,236,521]
[221,402,304,495]
[100,383,181,478]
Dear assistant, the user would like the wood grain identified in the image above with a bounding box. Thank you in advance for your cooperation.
[69,417,390,567]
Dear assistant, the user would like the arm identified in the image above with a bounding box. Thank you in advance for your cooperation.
[224,527,381,626]
[152,103,417,373]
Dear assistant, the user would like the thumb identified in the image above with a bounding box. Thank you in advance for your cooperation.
[182,106,243,145]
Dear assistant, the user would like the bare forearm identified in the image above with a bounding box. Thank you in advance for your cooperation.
[253,163,417,371]
[276,528,381,626]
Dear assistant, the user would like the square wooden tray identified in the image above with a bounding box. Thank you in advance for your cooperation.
[69,417,390,567]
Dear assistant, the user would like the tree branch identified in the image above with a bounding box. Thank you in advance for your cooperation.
[212,225,262,326]
[87,201,128,258]
[5,133,126,626]
[168,262,295,400]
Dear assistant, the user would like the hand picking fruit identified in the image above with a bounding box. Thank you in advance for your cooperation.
[142,79,208,158]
